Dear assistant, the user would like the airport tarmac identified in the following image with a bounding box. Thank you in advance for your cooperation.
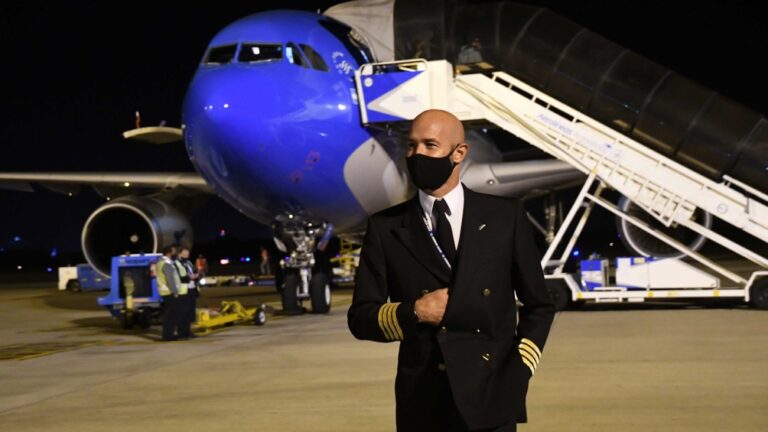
[0,283,766,431]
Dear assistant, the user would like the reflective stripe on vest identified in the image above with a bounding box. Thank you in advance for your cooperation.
[156,258,186,296]
[172,260,188,296]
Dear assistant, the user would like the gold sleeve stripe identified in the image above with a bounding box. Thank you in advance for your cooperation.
[383,304,397,340]
[377,303,404,341]
[518,343,540,363]
[521,338,542,357]
[378,305,396,340]
[387,303,404,340]
[519,349,538,368]
[520,356,536,376]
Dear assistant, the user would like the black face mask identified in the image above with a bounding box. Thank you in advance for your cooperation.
[406,144,460,191]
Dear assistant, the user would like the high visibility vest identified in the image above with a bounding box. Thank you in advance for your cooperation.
[173,260,189,295]
[173,260,190,295]
[156,258,184,296]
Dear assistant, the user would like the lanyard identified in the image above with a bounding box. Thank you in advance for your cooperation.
[420,208,452,270]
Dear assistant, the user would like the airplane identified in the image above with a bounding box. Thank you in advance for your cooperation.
[2,1,765,314]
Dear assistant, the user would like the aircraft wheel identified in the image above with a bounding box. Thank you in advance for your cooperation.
[281,271,303,314]
[310,272,331,314]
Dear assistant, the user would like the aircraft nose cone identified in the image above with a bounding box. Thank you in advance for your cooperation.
[183,68,267,178]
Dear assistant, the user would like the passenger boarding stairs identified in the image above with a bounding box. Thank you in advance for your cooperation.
[354,60,768,304]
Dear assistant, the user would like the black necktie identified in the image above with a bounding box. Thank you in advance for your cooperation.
[431,199,456,265]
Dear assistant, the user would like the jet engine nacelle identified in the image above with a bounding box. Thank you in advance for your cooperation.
[616,196,711,259]
[81,196,193,276]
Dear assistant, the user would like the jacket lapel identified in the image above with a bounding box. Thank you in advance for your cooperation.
[392,196,452,285]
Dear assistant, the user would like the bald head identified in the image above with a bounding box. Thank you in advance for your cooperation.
[410,109,465,146]
[406,109,469,196]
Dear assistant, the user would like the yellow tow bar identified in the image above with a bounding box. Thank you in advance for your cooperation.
[193,300,267,334]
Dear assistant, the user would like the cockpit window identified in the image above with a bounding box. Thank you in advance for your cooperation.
[299,44,329,72]
[204,44,237,65]
[318,18,374,66]
[239,43,283,63]
[286,43,309,68]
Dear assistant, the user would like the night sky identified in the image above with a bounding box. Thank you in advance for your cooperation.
[1,1,766,257]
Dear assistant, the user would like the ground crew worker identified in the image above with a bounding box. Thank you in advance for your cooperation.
[196,254,208,278]
[171,248,192,340]
[178,246,199,338]
[156,245,186,341]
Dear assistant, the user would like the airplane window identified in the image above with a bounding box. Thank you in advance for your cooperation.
[318,18,374,66]
[286,43,309,68]
[300,44,329,72]
[239,43,283,63]
[204,44,238,65]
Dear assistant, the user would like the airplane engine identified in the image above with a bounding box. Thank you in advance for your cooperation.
[615,196,710,259]
[81,196,193,276]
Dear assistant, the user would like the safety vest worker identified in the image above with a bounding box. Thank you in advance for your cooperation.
[157,256,187,296]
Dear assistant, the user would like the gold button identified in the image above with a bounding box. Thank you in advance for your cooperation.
[482,288,491,297]
[440,326,447,333]
[437,362,447,371]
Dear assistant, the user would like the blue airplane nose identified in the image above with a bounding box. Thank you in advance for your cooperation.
[183,67,278,181]
[180,57,372,231]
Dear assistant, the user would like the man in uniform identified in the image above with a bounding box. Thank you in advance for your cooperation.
[348,109,556,431]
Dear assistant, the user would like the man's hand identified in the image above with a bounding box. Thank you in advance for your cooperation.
[414,288,449,325]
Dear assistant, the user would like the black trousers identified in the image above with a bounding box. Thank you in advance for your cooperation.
[396,346,517,432]
[187,288,199,326]
[177,294,191,339]
[161,295,181,341]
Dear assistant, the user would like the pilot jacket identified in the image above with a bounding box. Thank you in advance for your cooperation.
[348,184,555,431]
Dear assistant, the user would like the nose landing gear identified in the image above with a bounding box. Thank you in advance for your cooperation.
[272,213,332,315]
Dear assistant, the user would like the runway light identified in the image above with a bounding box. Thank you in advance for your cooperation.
[219,229,226,237]
[609,242,614,247]
[50,247,58,258]
[17,265,22,270]
[124,182,131,187]
[245,257,251,262]
[572,250,580,257]
[220,258,230,265]
[13,236,21,242]
[68,192,73,197]
[46,267,53,273]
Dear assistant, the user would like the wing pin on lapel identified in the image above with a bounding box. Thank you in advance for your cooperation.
[478,223,486,231]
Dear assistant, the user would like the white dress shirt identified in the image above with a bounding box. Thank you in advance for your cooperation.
[418,182,464,249]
